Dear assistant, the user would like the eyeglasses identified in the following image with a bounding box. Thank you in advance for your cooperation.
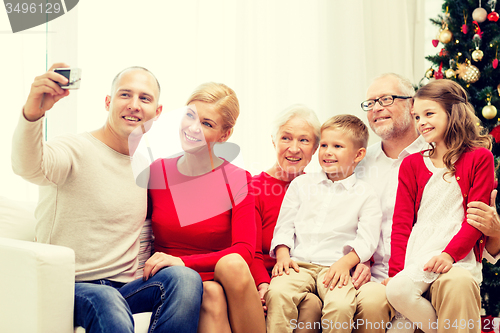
[360,95,412,111]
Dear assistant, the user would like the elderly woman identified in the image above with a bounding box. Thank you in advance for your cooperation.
[250,104,324,332]
[144,83,265,333]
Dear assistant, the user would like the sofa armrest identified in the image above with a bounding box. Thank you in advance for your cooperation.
[0,237,75,333]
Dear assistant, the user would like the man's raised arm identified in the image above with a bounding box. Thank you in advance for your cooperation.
[12,63,71,185]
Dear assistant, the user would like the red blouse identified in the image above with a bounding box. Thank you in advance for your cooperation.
[389,148,494,277]
[148,157,256,281]
[249,172,291,286]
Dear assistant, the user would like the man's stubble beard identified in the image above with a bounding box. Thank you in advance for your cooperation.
[371,110,414,142]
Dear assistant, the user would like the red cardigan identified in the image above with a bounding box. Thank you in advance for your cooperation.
[389,148,494,277]
[249,172,291,286]
[148,157,256,281]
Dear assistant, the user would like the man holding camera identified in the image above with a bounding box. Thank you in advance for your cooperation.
[12,63,203,333]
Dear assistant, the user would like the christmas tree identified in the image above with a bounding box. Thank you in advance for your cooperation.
[425,0,500,317]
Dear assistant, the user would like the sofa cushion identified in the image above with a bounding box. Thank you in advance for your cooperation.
[0,196,37,241]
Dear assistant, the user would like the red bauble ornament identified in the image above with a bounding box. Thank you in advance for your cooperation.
[432,39,439,47]
[434,62,444,80]
[493,59,499,69]
[462,24,468,34]
[488,12,499,22]
[490,125,500,143]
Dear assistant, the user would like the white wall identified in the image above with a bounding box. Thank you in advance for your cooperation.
[2,0,437,201]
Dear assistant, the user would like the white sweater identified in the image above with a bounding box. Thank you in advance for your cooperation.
[12,114,146,283]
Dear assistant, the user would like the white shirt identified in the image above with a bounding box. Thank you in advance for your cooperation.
[484,250,500,264]
[269,172,382,267]
[356,135,427,282]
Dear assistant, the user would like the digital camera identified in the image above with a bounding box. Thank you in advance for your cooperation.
[54,68,82,89]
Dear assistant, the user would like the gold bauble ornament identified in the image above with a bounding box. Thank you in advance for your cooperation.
[457,63,480,83]
[419,77,431,87]
[482,102,498,120]
[472,49,484,62]
[439,28,453,44]
[472,7,488,23]
[445,68,456,79]
[425,68,435,79]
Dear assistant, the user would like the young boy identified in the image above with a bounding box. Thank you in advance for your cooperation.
[265,114,383,333]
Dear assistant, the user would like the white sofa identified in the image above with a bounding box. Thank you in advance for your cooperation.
[0,196,153,333]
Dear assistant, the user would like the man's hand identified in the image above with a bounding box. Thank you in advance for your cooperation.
[352,261,371,289]
[467,190,500,238]
[143,252,185,281]
[467,189,500,257]
[272,245,299,277]
[257,283,269,316]
[23,63,70,122]
[423,252,454,274]
[381,277,391,286]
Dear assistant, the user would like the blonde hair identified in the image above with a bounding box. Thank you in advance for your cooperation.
[187,82,240,135]
[414,79,491,175]
[321,114,369,149]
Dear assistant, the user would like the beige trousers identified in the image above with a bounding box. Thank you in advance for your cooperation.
[265,262,356,333]
[295,292,323,333]
[353,267,480,333]
[353,281,395,333]
[416,267,481,333]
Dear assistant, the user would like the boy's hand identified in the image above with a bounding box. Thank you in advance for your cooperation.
[423,252,454,274]
[323,260,351,290]
[352,261,371,289]
[272,245,299,277]
[323,250,360,290]
[272,257,300,277]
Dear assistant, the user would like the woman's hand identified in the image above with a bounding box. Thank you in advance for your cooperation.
[423,252,453,274]
[143,252,185,281]
[257,283,269,315]
[381,277,392,286]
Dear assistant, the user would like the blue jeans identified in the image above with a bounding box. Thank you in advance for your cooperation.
[74,266,203,333]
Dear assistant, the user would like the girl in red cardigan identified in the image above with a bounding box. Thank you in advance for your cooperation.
[144,83,265,333]
[384,80,494,333]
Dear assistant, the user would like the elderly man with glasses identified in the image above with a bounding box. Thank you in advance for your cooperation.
[350,73,500,333]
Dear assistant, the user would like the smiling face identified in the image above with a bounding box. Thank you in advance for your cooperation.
[412,98,449,148]
[319,128,365,181]
[179,101,229,154]
[105,69,162,139]
[274,117,317,178]
[366,76,413,141]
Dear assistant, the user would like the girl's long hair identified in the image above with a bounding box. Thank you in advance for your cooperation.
[414,79,491,175]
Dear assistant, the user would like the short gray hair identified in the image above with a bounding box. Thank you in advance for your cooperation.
[370,73,415,112]
[271,104,321,149]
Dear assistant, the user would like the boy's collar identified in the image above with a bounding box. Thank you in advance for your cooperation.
[315,171,357,189]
